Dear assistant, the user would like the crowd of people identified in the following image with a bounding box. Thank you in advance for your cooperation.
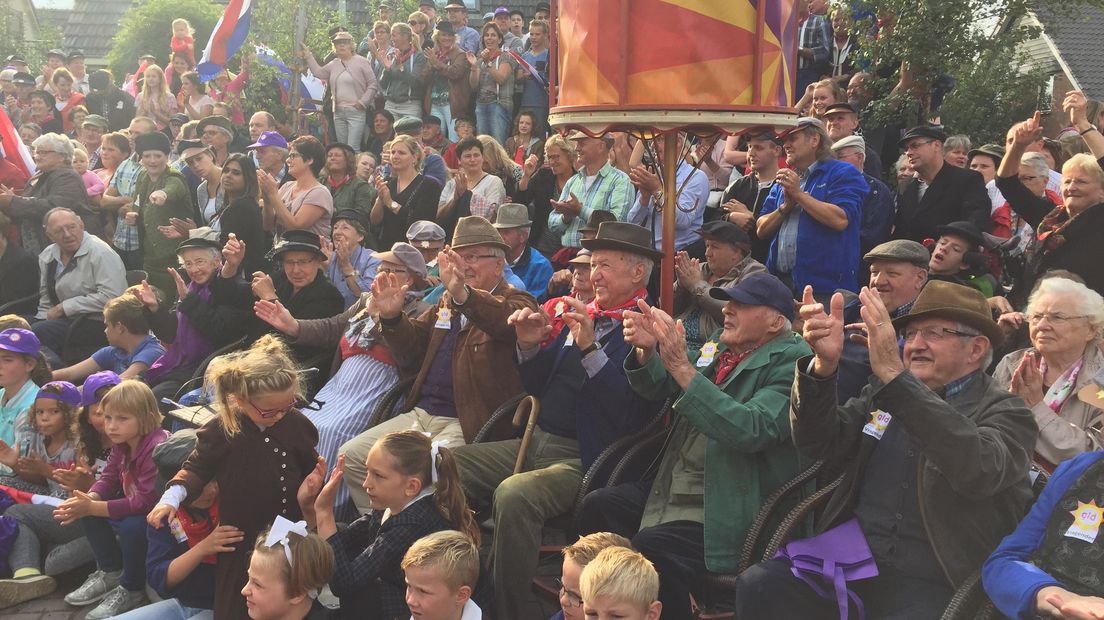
[0,0,1102,619]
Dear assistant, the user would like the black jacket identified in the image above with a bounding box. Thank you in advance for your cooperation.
[721,173,776,263]
[893,164,990,243]
[84,88,136,132]
[0,241,39,315]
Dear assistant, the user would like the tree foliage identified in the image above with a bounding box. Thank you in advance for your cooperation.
[107,0,222,81]
[0,8,62,71]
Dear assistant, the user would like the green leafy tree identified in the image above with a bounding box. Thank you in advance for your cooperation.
[106,0,222,81]
[0,8,62,71]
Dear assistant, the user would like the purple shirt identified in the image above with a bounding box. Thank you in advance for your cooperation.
[89,428,170,519]
[414,315,459,418]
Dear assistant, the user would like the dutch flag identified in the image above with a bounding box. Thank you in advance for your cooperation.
[197,0,253,82]
[0,108,35,178]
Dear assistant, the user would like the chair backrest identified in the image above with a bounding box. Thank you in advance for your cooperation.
[125,269,149,287]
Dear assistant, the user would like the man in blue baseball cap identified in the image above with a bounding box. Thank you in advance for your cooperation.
[576,272,811,620]
[0,328,42,453]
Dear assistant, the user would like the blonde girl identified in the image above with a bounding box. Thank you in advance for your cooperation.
[136,64,178,130]
[241,518,334,620]
[147,335,320,620]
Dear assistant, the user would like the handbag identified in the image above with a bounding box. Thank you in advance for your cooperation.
[774,517,879,620]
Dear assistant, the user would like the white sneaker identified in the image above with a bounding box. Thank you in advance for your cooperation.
[0,574,56,608]
[85,585,147,620]
[63,569,120,606]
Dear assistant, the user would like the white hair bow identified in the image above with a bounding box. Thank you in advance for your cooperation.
[430,439,448,484]
[264,516,318,599]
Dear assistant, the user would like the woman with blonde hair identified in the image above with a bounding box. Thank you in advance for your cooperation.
[135,65,177,130]
[370,134,443,248]
[478,133,523,197]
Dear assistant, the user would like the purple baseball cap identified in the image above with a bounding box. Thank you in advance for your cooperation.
[37,381,82,407]
[0,328,41,356]
[82,371,122,406]
[494,6,509,15]
[247,131,289,150]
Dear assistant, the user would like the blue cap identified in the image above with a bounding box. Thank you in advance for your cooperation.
[82,371,122,406]
[36,381,82,407]
[0,328,41,356]
[709,273,795,321]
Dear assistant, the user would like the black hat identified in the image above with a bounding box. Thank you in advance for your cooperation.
[536,2,550,11]
[66,50,85,61]
[89,70,112,90]
[424,115,442,126]
[177,140,208,159]
[967,143,1005,166]
[897,125,947,148]
[196,115,232,137]
[709,272,795,321]
[332,208,370,231]
[266,229,327,261]
[435,20,456,35]
[822,102,858,117]
[134,131,172,156]
[170,113,189,125]
[394,116,424,135]
[30,89,56,110]
[580,209,617,233]
[744,126,783,145]
[177,235,222,253]
[935,221,985,248]
[12,72,34,87]
[580,221,663,259]
[695,220,751,249]
[153,429,198,489]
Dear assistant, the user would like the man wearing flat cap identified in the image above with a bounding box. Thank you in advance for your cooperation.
[894,125,991,243]
[339,215,540,515]
[453,221,663,620]
[492,203,553,295]
[735,280,1037,618]
[831,133,895,259]
[576,271,811,620]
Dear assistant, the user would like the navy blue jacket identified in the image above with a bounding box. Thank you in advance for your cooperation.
[145,510,216,611]
[983,451,1104,619]
[760,158,869,294]
[860,172,896,258]
[519,321,663,468]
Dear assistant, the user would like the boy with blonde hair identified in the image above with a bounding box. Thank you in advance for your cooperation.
[401,531,482,620]
[579,547,662,620]
[555,532,632,620]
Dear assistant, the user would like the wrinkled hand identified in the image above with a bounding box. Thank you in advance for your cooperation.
[628,165,662,195]
[46,304,65,320]
[775,168,802,197]
[221,233,245,278]
[998,311,1026,332]
[257,169,279,196]
[859,286,904,384]
[623,300,660,352]
[1064,90,1090,128]
[1010,111,1043,148]
[438,249,469,302]
[548,268,572,291]
[254,298,298,336]
[371,271,409,319]
[800,286,845,376]
[987,296,1014,315]
[648,304,697,386]
[168,267,188,300]
[1011,350,1045,407]
[674,251,702,289]
[195,524,245,555]
[508,307,552,349]
[561,297,596,351]
[250,272,276,301]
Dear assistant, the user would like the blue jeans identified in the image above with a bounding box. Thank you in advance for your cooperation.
[112,599,213,620]
[80,515,148,590]
[476,101,511,145]
[430,102,454,141]
[333,106,367,153]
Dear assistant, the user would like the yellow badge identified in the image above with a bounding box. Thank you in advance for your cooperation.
[862,410,892,440]
[554,300,566,317]
[434,307,452,329]
[696,341,718,368]
[1065,499,1104,543]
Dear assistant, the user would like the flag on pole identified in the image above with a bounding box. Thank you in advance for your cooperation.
[254,45,326,111]
[508,50,547,88]
[197,0,253,82]
[0,108,35,178]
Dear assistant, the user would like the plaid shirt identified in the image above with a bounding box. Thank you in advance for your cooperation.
[798,13,831,69]
[327,494,450,619]
[548,162,634,248]
[110,155,143,251]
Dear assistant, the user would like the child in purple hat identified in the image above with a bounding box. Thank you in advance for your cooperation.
[0,328,44,462]
[0,381,80,497]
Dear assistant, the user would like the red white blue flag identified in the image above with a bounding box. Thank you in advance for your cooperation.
[197,0,252,82]
[0,108,35,178]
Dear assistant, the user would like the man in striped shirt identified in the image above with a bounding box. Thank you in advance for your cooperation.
[548,132,634,249]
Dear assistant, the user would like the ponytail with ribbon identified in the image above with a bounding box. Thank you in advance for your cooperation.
[255,516,334,602]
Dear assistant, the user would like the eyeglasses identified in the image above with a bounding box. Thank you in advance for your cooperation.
[283,257,317,268]
[247,398,297,419]
[901,326,980,342]
[1026,312,1088,325]
[553,578,583,608]
[457,253,498,264]
[903,140,935,152]
[181,258,213,269]
[377,267,408,274]
[32,148,56,155]
[287,152,303,160]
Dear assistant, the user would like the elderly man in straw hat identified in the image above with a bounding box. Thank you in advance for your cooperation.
[338,215,539,515]
[453,221,664,620]
[735,281,1038,618]
[493,202,554,295]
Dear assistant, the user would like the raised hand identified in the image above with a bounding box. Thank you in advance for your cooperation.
[250,272,276,301]
[1010,351,1045,406]
[858,286,904,384]
[561,297,596,350]
[1064,90,1090,127]
[371,271,409,319]
[257,169,279,196]
[628,165,661,194]
[674,251,702,289]
[1010,111,1043,148]
[508,307,552,349]
[437,249,468,302]
[800,286,845,377]
[168,267,189,301]
[623,299,660,353]
[296,456,327,514]
[221,233,245,278]
[254,298,299,337]
[314,455,344,515]
[136,279,160,311]
[522,154,540,177]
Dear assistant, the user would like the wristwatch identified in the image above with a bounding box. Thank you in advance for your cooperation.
[344,270,359,279]
[580,342,600,356]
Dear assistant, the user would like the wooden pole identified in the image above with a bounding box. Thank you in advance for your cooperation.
[659,132,677,313]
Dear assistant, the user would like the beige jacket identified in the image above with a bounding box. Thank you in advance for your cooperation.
[993,341,1104,466]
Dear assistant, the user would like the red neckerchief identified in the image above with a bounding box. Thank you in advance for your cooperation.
[714,346,762,385]
[178,503,219,564]
[326,175,351,193]
[540,289,647,347]
[436,45,453,62]
[397,46,417,65]
[485,50,502,61]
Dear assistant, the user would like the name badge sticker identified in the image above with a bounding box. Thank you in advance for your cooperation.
[862,410,892,440]
[1065,499,1104,543]
[434,307,452,329]
[696,341,718,368]
[564,331,574,347]
[168,517,188,543]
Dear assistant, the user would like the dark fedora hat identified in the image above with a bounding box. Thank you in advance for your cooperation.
[967,143,1005,166]
[266,229,327,261]
[451,216,509,252]
[581,221,663,259]
[579,209,617,233]
[891,280,1004,350]
[935,221,985,248]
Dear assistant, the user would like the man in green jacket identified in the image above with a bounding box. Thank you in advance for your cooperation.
[577,272,811,620]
